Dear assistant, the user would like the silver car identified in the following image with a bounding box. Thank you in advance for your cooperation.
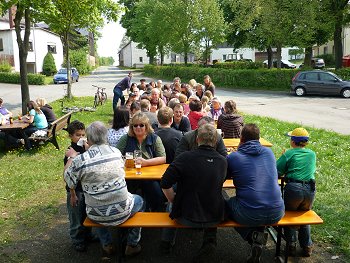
[291,70,350,98]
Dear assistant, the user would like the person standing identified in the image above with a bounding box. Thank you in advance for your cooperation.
[160,124,227,262]
[276,127,316,257]
[113,72,132,111]
[203,75,215,96]
[225,123,285,263]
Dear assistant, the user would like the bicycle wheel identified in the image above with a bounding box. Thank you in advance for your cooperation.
[102,93,107,104]
[93,95,99,108]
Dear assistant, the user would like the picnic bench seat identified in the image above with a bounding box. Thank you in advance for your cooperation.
[84,210,323,263]
[29,111,73,150]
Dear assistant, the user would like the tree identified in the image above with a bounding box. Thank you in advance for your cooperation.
[41,0,122,99]
[42,52,57,76]
[0,1,49,114]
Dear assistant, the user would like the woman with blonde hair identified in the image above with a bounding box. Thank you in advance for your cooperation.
[36,98,57,124]
[117,112,166,211]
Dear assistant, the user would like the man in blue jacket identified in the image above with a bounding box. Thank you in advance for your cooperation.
[225,123,285,263]
[113,72,132,111]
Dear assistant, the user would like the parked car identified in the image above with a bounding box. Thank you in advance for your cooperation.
[53,68,79,84]
[299,58,325,69]
[263,59,297,69]
[291,70,350,98]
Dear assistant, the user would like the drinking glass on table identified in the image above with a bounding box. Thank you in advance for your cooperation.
[134,150,142,175]
[125,152,134,169]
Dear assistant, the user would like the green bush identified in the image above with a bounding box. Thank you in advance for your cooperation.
[0,62,12,72]
[0,72,45,85]
[213,61,264,70]
[64,49,91,74]
[42,52,57,76]
[318,54,335,67]
[144,65,297,91]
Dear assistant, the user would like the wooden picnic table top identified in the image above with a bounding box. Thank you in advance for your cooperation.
[0,120,29,131]
[223,138,273,149]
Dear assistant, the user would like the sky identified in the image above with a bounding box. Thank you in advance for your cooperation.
[96,21,126,65]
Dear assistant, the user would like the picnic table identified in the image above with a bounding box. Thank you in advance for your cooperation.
[224,137,272,151]
[0,120,30,149]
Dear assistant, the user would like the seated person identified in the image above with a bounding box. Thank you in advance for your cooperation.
[64,121,144,257]
[0,98,13,120]
[160,124,227,261]
[117,112,166,211]
[187,100,206,130]
[107,106,130,147]
[217,100,244,138]
[170,103,191,134]
[225,124,285,263]
[36,98,57,125]
[22,100,48,137]
[276,127,316,257]
[208,97,224,121]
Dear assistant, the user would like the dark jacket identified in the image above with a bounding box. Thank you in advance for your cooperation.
[41,104,57,124]
[64,142,85,192]
[156,127,182,163]
[161,145,227,222]
[175,129,227,158]
[171,116,191,134]
[114,76,131,91]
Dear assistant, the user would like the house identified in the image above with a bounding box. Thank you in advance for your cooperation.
[118,41,195,67]
[0,10,63,74]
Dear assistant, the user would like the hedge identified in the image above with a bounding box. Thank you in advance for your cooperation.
[0,72,46,85]
[144,65,297,91]
[144,65,350,91]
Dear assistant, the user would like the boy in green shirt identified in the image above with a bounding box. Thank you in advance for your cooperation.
[276,127,316,258]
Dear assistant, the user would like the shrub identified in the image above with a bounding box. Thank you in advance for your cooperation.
[144,65,296,91]
[213,61,264,70]
[42,52,57,76]
[0,72,45,85]
[0,62,12,72]
[63,49,91,74]
[318,54,335,67]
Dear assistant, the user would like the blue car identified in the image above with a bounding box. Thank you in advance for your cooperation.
[53,68,79,84]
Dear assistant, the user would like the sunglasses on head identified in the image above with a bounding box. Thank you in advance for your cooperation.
[133,123,145,128]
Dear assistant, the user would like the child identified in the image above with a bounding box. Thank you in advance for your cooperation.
[276,127,316,257]
[64,120,95,252]
[0,98,13,120]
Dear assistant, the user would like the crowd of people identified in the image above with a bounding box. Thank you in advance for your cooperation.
[1,74,317,263]
[62,74,317,263]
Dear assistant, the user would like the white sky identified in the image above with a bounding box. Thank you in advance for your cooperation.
[97,21,126,65]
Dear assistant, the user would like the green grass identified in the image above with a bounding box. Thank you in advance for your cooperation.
[0,97,349,260]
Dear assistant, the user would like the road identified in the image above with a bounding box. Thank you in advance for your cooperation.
[1,66,349,135]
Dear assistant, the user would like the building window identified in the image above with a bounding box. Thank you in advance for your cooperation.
[222,54,227,60]
[323,46,328,54]
[28,41,33,52]
[0,38,3,51]
[48,44,56,54]
[139,57,143,63]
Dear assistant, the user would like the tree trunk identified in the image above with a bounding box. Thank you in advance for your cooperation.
[267,46,273,69]
[304,46,313,67]
[276,45,282,69]
[14,5,31,115]
[64,31,72,99]
[334,14,343,69]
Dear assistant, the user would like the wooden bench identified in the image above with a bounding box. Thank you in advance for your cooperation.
[29,111,73,150]
[84,210,323,263]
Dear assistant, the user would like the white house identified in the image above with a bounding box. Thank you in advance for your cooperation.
[0,14,63,74]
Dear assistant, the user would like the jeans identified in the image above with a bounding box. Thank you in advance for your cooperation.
[225,197,285,243]
[113,87,125,111]
[66,191,92,245]
[96,194,144,246]
[161,203,219,245]
[283,182,315,247]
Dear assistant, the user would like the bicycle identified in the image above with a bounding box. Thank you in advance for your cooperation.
[93,85,107,108]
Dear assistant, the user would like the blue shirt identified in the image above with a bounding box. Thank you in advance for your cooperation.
[227,140,284,210]
[29,109,48,129]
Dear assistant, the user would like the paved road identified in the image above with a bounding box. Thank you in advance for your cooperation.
[1,66,349,135]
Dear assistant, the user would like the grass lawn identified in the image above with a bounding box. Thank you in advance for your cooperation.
[0,97,349,261]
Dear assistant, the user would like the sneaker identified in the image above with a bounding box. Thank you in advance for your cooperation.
[125,244,141,256]
[288,242,297,257]
[73,243,86,252]
[302,246,312,257]
[102,244,115,256]
[16,139,25,145]
[246,243,263,263]
[159,240,174,254]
